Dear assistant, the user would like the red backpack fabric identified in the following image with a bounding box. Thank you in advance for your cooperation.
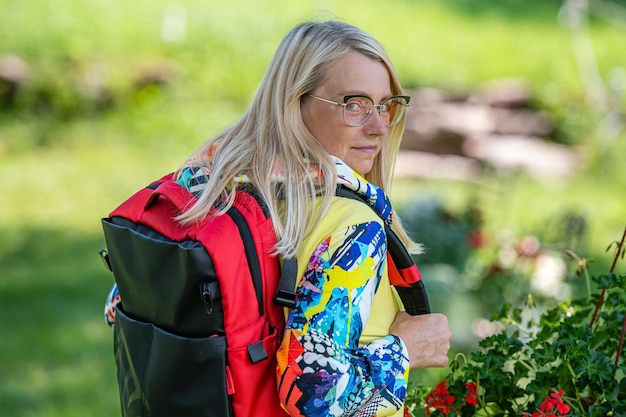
[101,173,293,417]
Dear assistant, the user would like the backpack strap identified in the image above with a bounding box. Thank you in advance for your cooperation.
[335,186,431,316]
[274,257,298,308]
[232,185,298,309]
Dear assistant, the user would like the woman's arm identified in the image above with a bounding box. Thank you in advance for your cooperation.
[277,220,409,417]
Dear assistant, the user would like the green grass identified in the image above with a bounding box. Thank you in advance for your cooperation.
[1,0,625,415]
[0,229,118,416]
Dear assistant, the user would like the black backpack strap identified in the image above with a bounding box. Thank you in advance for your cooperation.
[236,186,298,309]
[335,186,431,316]
[274,257,298,308]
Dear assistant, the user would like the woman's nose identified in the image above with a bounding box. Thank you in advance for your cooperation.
[364,107,388,134]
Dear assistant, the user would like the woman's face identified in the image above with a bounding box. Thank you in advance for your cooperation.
[301,52,392,176]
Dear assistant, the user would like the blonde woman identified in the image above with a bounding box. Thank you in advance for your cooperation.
[105,20,451,417]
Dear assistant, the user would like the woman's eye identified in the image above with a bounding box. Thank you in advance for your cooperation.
[345,101,362,112]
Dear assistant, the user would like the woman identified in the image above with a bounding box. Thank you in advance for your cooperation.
[179,20,450,416]
[106,20,451,417]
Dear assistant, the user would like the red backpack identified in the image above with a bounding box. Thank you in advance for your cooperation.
[100,174,430,417]
[100,173,295,417]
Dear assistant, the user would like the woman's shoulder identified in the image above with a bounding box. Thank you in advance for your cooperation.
[330,193,383,225]
[295,195,387,279]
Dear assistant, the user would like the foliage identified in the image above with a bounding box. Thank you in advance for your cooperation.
[406,230,626,417]
[399,194,590,323]
[402,196,484,271]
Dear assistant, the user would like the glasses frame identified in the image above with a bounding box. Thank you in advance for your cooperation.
[307,94,411,127]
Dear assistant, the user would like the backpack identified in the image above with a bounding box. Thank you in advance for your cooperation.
[99,173,430,417]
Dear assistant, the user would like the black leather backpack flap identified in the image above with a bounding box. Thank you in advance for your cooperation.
[102,216,225,338]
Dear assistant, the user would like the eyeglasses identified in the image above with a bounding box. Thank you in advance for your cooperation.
[307,94,410,127]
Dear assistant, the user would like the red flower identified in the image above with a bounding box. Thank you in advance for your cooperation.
[529,389,570,417]
[541,397,557,412]
[550,390,570,415]
[467,229,487,248]
[464,382,478,406]
[425,381,455,417]
[531,412,557,417]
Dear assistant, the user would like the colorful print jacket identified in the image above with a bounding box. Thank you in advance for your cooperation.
[276,158,409,417]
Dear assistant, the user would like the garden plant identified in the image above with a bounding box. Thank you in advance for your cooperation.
[406,228,626,416]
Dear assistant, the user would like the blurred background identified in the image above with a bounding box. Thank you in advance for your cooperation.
[1,0,624,415]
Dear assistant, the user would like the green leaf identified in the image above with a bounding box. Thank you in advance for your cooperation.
[577,350,616,392]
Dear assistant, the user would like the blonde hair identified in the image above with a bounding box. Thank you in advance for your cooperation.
[178,20,419,257]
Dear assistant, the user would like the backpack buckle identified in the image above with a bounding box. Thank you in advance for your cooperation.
[200,282,221,315]
[274,289,296,308]
[99,249,112,272]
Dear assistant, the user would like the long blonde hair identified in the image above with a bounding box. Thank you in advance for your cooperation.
[178,20,419,257]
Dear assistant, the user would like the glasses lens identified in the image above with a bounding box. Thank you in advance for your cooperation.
[343,97,372,126]
[343,96,408,127]
[384,97,408,127]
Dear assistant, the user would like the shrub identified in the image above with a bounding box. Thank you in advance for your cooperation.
[406,228,626,417]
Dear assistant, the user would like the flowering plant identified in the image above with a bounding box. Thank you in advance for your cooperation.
[406,228,626,417]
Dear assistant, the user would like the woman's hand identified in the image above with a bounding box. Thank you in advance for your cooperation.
[389,312,451,369]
